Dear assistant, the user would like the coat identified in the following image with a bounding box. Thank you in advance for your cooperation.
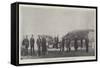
[30,38,35,47]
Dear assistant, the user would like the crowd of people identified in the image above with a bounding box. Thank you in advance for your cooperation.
[21,34,89,57]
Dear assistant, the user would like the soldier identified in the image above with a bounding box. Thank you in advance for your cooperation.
[61,38,65,52]
[21,37,25,56]
[41,37,47,56]
[85,38,89,52]
[30,35,35,56]
[56,36,59,49]
[81,39,83,48]
[22,35,29,56]
[80,39,83,51]
[74,38,78,51]
[36,36,41,56]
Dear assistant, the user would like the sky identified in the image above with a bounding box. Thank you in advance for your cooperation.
[19,4,96,39]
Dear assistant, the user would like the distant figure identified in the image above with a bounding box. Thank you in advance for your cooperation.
[30,35,35,56]
[74,38,78,51]
[21,37,25,56]
[61,39,65,52]
[80,39,83,50]
[56,36,59,49]
[22,35,29,56]
[53,37,56,48]
[41,37,47,56]
[37,36,42,56]
[85,38,89,52]
[65,39,71,52]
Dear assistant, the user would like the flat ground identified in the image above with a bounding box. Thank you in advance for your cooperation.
[21,47,95,60]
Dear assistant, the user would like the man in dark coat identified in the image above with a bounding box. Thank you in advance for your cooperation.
[85,38,89,52]
[36,36,41,56]
[56,36,59,49]
[61,38,65,52]
[74,38,78,51]
[53,37,56,48]
[41,37,47,56]
[21,37,25,56]
[80,39,83,51]
[30,35,35,56]
[22,35,29,56]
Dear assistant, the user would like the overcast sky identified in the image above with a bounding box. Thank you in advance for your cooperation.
[19,4,96,38]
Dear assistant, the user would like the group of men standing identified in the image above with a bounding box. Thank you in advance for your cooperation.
[60,38,89,52]
[21,34,89,57]
[36,35,47,56]
[21,35,47,56]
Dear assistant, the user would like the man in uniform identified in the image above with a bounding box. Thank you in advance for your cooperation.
[74,37,78,51]
[80,39,83,50]
[30,35,35,56]
[61,38,65,52]
[56,36,59,49]
[36,35,41,56]
[22,35,29,56]
[85,38,89,52]
[41,37,47,56]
